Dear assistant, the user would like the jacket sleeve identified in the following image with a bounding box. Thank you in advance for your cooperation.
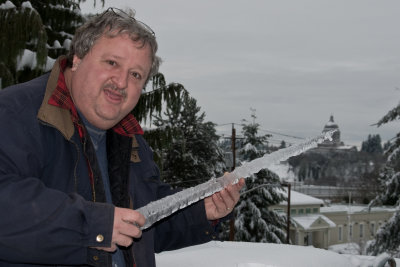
[0,87,114,265]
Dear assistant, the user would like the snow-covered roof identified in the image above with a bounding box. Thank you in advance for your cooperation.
[321,204,396,214]
[336,145,356,150]
[279,188,324,206]
[291,214,336,230]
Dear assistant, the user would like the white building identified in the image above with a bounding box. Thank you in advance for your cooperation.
[269,189,395,250]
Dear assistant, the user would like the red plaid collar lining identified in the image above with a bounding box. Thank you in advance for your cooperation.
[48,59,143,137]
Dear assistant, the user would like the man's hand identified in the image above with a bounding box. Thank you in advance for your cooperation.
[95,207,145,252]
[204,177,245,220]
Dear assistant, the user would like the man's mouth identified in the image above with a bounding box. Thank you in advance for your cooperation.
[103,84,127,103]
[104,89,124,101]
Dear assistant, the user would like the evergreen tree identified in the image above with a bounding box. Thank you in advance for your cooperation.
[279,140,287,149]
[367,101,400,256]
[148,91,226,188]
[221,112,287,243]
[0,0,85,87]
[361,134,383,154]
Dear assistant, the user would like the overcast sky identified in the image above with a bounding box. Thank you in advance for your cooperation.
[81,0,400,147]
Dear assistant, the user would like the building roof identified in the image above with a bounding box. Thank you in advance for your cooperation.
[320,204,396,214]
[323,115,339,130]
[291,214,336,230]
[279,188,324,206]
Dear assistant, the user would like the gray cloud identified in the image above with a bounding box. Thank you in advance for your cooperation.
[81,0,400,147]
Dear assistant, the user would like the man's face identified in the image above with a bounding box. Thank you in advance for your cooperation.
[69,33,152,130]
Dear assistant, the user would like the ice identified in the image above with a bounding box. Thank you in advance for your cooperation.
[137,130,336,230]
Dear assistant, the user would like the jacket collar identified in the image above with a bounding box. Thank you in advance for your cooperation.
[37,56,75,140]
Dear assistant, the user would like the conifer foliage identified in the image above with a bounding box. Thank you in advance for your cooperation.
[0,0,84,88]
[361,134,383,155]
[147,87,226,188]
[367,101,400,256]
[221,113,287,243]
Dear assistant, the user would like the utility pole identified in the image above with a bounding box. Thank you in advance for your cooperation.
[286,183,291,244]
[229,123,236,241]
[231,123,236,172]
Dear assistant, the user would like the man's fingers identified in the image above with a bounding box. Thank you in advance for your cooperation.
[219,178,245,209]
[120,209,146,228]
[112,207,146,248]
[221,188,237,210]
[212,192,227,212]
[118,220,142,239]
[116,232,134,247]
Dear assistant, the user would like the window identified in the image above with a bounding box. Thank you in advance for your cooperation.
[291,209,297,215]
[338,226,343,241]
[370,222,376,236]
[313,208,319,213]
[306,208,311,214]
[299,209,304,215]
[349,225,353,237]
[274,208,284,213]
[360,224,364,238]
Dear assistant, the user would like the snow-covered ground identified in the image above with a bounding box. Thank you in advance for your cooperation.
[155,241,399,267]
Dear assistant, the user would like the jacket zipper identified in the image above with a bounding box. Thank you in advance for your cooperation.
[82,136,96,202]
[70,139,81,194]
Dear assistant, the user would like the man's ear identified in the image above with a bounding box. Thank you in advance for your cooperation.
[71,55,81,71]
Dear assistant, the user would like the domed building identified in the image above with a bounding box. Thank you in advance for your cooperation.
[319,115,344,148]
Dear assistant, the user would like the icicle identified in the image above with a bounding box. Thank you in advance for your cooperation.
[137,129,336,229]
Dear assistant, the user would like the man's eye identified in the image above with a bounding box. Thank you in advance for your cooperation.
[107,60,116,66]
[130,72,142,79]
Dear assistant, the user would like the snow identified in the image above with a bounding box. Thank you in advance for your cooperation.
[53,40,62,48]
[17,49,55,72]
[329,243,361,255]
[325,121,338,127]
[2,1,34,11]
[21,1,33,9]
[155,241,400,267]
[63,39,71,49]
[0,0,15,9]
[280,188,324,206]
[59,31,74,39]
[156,241,400,267]
[321,204,396,214]
[292,214,336,230]
[343,253,398,267]
[336,145,357,150]
[243,143,258,153]
[268,161,297,182]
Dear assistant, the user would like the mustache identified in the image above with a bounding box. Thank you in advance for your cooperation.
[102,83,127,99]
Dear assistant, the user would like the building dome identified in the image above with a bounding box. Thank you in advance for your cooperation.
[324,115,339,130]
[320,115,342,147]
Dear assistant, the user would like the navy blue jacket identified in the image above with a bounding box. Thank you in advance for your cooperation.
[0,58,216,267]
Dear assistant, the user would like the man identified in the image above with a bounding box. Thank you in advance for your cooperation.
[0,7,244,267]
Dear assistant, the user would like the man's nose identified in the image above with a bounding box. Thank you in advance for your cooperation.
[112,70,128,89]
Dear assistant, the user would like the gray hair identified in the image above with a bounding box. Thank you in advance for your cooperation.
[67,8,161,82]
